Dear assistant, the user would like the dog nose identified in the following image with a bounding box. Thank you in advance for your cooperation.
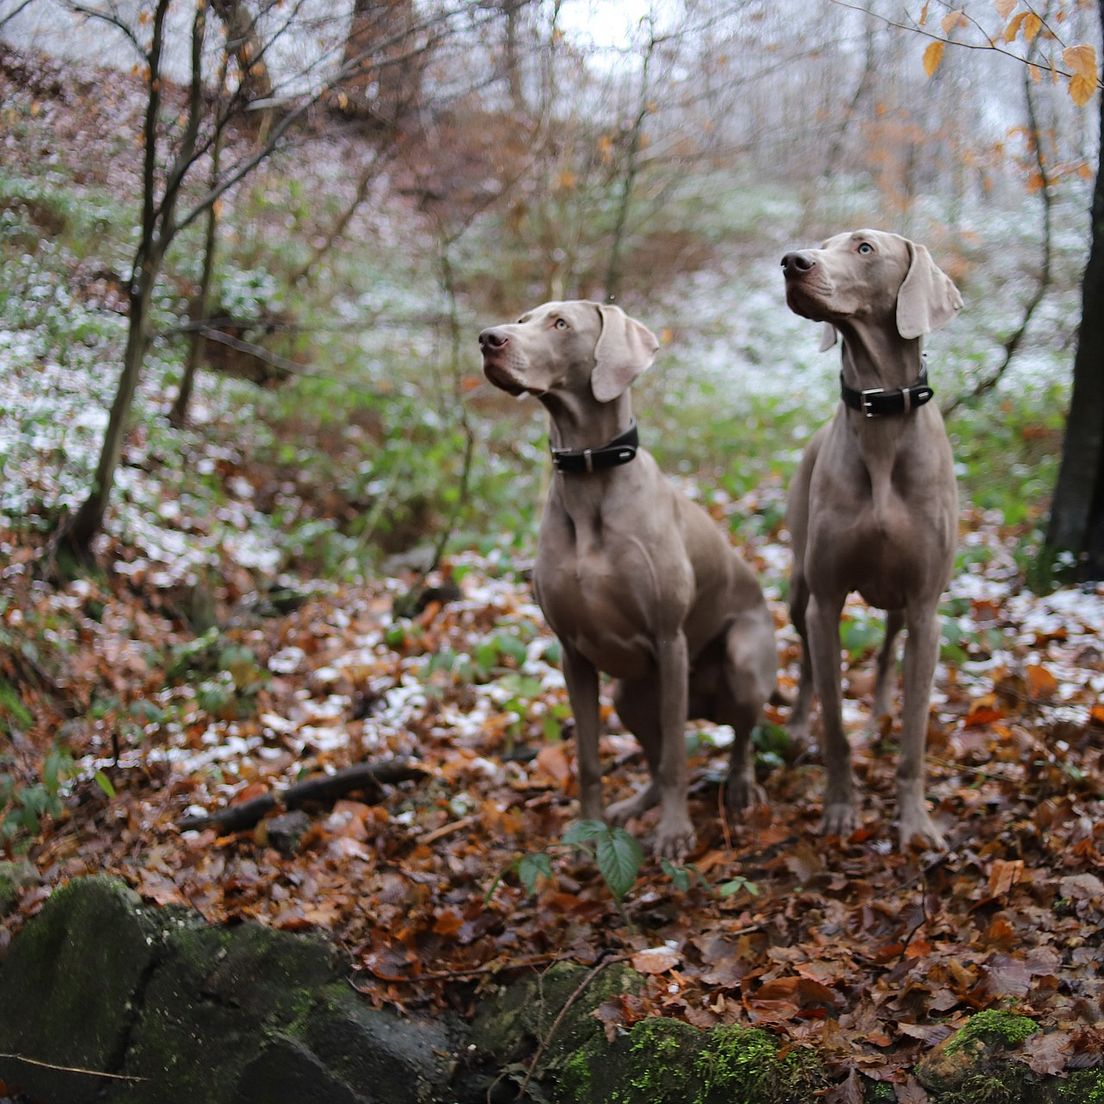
[479,328,508,350]
[781,251,816,275]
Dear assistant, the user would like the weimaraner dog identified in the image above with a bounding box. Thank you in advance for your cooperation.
[781,229,962,850]
[478,301,777,858]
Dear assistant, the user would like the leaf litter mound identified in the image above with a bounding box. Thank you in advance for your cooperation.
[3,501,1104,1087]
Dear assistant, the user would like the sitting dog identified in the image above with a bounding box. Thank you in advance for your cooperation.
[479,300,776,858]
[781,230,962,849]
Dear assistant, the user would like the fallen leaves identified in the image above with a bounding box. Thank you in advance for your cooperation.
[3,503,1104,1090]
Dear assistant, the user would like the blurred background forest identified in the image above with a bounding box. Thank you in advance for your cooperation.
[1,0,1099,591]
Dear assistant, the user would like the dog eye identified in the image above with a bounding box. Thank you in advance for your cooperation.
[857,242,874,255]
[554,318,568,329]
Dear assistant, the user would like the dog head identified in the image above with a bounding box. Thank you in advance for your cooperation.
[781,230,962,350]
[478,301,659,403]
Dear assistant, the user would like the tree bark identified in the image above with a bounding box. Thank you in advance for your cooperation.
[1045,2,1104,579]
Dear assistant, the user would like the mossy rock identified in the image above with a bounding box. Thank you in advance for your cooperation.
[916,1011,1038,1097]
[471,960,641,1070]
[0,875,161,1103]
[560,1016,825,1104]
[108,921,340,1103]
[913,1011,1104,1104]
[0,876,462,1104]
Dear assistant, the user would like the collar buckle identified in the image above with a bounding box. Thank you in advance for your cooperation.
[861,387,885,418]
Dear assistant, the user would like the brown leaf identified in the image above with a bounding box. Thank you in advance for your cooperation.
[1020,1030,1072,1077]
[988,857,1024,898]
[895,1076,930,1103]
[631,945,681,975]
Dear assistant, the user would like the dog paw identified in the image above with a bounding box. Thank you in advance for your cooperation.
[897,810,946,852]
[606,785,658,825]
[653,815,696,862]
[820,802,857,839]
[725,773,766,813]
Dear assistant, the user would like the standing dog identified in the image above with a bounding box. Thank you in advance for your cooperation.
[479,301,776,858]
[781,230,962,850]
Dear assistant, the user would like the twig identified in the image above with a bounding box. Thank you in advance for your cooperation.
[0,1053,147,1082]
[421,814,478,845]
[349,950,574,986]
[514,953,628,1102]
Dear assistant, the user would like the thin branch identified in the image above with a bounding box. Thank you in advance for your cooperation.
[65,2,144,59]
[829,0,1100,86]
[0,1053,147,1083]
[0,0,38,33]
[513,954,628,1102]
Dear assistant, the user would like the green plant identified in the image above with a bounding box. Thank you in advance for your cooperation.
[0,743,75,841]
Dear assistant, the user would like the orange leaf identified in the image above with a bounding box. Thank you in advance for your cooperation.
[988,857,1024,898]
[1069,73,1096,107]
[941,9,969,34]
[631,945,681,974]
[1022,12,1042,42]
[964,694,1005,727]
[1025,664,1058,700]
[432,908,463,937]
[1063,43,1098,80]
[923,40,945,78]
[994,0,1017,18]
[1004,10,1029,41]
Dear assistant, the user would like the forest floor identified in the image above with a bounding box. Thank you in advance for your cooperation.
[4,493,1104,1087]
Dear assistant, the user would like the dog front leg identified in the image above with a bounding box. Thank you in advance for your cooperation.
[806,593,855,837]
[562,644,603,822]
[898,606,945,850]
[653,631,694,860]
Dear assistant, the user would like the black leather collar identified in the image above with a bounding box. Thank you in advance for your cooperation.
[550,421,639,474]
[840,366,934,418]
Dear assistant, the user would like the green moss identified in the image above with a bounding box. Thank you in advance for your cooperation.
[566,1018,824,1104]
[1059,1070,1104,1104]
[943,1073,1020,1104]
[864,1081,897,1104]
[944,1011,1039,1056]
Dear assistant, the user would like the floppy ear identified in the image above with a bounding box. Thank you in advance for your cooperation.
[896,240,963,339]
[819,323,838,352]
[591,304,659,403]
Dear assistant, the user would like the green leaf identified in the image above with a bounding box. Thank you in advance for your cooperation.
[718,875,760,899]
[517,851,553,894]
[562,819,609,846]
[660,858,694,893]
[595,826,643,901]
[93,770,116,799]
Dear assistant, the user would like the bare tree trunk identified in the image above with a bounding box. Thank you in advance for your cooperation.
[59,268,157,558]
[167,151,221,429]
[1045,2,1104,579]
[210,0,273,135]
[55,0,201,562]
[337,0,422,129]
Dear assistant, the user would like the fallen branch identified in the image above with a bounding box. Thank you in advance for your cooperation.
[178,759,425,833]
[0,1052,147,1082]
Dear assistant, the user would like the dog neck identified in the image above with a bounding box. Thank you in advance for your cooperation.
[538,390,634,455]
[836,321,924,395]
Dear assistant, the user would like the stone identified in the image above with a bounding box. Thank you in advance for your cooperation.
[0,876,159,1104]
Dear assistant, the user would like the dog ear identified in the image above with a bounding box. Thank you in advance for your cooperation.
[819,323,838,352]
[896,240,963,339]
[591,304,659,403]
